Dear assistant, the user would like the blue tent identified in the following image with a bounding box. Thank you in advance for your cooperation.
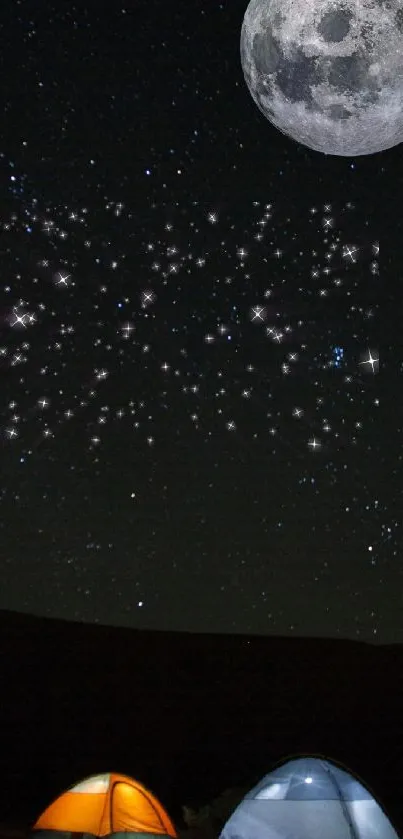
[219,756,399,839]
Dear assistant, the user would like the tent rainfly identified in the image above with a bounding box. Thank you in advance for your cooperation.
[219,756,399,839]
[32,773,177,839]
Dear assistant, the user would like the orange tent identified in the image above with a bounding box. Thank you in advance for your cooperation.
[32,773,177,839]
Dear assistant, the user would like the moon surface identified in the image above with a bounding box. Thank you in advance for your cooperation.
[240,0,403,156]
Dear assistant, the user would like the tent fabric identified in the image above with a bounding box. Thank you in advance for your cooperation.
[33,773,176,839]
[219,757,399,839]
[34,834,169,839]
[34,833,170,839]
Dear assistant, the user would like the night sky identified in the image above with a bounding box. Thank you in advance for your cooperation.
[0,0,398,642]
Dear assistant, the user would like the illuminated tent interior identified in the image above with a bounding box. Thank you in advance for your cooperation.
[32,773,177,839]
[219,756,399,839]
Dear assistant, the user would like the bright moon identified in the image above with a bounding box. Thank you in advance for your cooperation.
[240,0,403,156]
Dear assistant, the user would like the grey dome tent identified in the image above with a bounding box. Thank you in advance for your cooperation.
[219,756,399,839]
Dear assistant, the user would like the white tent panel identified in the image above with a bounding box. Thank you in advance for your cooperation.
[220,800,398,839]
[219,758,399,839]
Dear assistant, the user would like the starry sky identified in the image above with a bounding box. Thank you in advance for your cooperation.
[0,0,398,643]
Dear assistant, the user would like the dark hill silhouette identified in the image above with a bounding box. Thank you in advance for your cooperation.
[0,609,402,834]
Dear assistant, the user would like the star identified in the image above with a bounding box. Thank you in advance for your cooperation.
[55,272,71,286]
[250,305,266,323]
[360,350,379,373]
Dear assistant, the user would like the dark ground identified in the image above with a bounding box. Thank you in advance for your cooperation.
[0,610,402,835]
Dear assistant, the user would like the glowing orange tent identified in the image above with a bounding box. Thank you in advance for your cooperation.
[32,773,177,839]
